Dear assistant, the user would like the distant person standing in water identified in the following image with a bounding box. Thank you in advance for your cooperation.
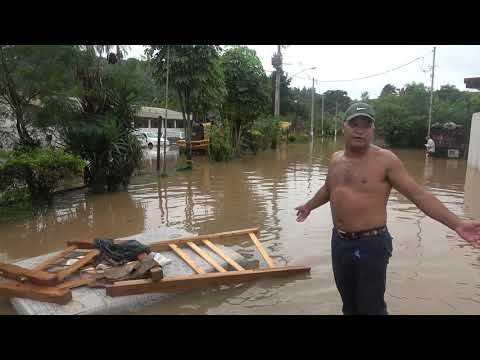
[295,102,480,315]
[425,136,435,158]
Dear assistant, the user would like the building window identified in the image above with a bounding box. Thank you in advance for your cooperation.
[134,118,149,128]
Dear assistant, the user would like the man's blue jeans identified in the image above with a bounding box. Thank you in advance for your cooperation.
[331,228,393,315]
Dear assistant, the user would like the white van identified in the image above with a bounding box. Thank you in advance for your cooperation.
[133,129,169,149]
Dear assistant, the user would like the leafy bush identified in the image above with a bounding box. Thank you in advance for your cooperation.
[242,117,280,154]
[0,148,86,203]
[288,134,296,143]
[208,124,234,162]
[295,134,310,143]
[241,128,263,155]
[64,116,143,192]
[259,118,280,149]
[0,149,10,162]
[176,154,193,170]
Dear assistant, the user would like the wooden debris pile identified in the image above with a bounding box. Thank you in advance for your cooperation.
[0,228,311,305]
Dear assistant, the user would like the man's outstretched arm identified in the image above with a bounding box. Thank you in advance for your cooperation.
[295,176,330,222]
[305,183,330,211]
[386,151,480,244]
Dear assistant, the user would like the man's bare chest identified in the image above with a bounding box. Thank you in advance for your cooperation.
[330,160,387,188]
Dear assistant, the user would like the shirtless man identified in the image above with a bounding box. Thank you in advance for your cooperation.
[295,102,480,315]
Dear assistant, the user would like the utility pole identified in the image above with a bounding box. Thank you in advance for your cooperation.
[334,99,338,140]
[157,46,170,172]
[427,46,436,138]
[162,46,170,176]
[272,45,282,117]
[311,77,315,139]
[156,114,162,171]
[321,93,324,137]
[275,45,281,117]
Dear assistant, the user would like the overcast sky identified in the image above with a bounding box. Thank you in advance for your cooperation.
[128,45,480,100]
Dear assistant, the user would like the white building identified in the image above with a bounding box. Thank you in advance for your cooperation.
[0,100,187,148]
[134,106,186,141]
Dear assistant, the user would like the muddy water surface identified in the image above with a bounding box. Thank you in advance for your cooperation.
[1,139,479,314]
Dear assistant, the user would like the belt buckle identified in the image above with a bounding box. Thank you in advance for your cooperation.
[344,231,355,239]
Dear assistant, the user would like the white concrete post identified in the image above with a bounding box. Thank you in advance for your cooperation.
[467,113,480,171]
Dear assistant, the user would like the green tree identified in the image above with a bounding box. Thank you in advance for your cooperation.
[288,87,310,131]
[147,45,226,161]
[380,84,398,97]
[39,47,143,193]
[435,84,463,103]
[0,45,80,148]
[322,90,352,115]
[101,57,183,110]
[80,45,131,60]
[269,71,294,116]
[221,46,270,154]
[375,82,430,147]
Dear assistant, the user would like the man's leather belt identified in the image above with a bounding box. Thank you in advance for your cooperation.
[336,226,388,239]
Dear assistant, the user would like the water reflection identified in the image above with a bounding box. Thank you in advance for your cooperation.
[0,190,146,262]
[1,139,480,314]
[141,147,180,174]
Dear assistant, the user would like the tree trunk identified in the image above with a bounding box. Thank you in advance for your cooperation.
[90,160,107,193]
[184,89,193,162]
[235,123,242,156]
[0,46,37,148]
[186,111,192,161]
[14,110,37,148]
[178,89,188,159]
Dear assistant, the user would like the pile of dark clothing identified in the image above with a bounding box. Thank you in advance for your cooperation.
[93,239,150,267]
[89,239,167,286]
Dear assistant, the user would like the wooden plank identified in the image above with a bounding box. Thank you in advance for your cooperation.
[0,262,59,286]
[202,240,245,271]
[187,241,227,273]
[34,246,78,271]
[67,227,261,251]
[168,244,205,274]
[248,232,275,268]
[56,276,95,290]
[65,240,97,249]
[106,266,311,297]
[0,280,72,305]
[149,227,261,250]
[55,249,100,282]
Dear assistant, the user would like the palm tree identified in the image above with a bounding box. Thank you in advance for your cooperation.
[81,45,131,59]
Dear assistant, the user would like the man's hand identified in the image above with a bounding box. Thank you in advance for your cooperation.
[295,204,311,222]
[455,220,480,247]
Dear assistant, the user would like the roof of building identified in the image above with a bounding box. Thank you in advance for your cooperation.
[464,77,480,90]
[136,106,184,120]
[2,97,185,121]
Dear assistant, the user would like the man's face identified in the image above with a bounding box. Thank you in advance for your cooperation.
[342,116,374,149]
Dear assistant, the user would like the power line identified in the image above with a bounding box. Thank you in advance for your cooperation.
[290,49,433,83]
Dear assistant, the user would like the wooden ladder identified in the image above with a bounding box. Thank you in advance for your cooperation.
[97,228,311,297]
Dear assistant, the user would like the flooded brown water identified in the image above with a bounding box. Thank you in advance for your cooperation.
[1,139,480,315]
